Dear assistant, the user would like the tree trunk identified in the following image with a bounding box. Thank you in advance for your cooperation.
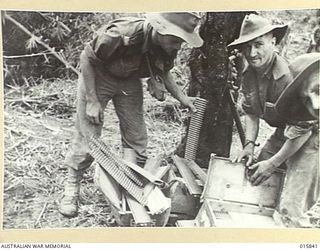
[177,12,253,168]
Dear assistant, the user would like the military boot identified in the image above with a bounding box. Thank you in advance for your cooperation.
[59,168,84,217]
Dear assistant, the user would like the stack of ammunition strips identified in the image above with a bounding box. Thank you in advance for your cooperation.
[89,136,147,205]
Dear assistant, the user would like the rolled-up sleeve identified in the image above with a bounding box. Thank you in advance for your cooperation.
[164,58,174,72]
[84,26,122,66]
[284,122,314,140]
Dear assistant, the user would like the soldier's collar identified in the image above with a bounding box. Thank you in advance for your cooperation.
[270,53,291,80]
[258,53,276,79]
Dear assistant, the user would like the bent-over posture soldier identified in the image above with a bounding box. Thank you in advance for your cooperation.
[273,53,320,227]
[59,12,203,217]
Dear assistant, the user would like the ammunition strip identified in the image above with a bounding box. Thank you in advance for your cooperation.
[89,139,147,205]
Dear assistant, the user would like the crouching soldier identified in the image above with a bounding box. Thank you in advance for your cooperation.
[228,14,293,174]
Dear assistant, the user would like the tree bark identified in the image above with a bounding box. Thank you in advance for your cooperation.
[177,12,253,168]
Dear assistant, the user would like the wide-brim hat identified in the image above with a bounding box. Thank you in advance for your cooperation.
[146,12,204,48]
[275,53,320,122]
[228,14,288,47]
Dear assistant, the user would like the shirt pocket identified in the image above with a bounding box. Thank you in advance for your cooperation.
[107,54,142,79]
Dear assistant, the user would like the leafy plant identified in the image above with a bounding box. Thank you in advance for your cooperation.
[2,11,139,86]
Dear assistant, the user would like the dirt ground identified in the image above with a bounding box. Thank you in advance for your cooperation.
[3,79,191,229]
[2,9,320,229]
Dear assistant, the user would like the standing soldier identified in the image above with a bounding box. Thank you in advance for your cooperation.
[228,14,293,176]
[59,12,203,217]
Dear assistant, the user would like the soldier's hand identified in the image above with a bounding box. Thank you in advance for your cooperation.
[86,101,104,125]
[248,160,276,186]
[232,144,254,167]
[183,96,197,113]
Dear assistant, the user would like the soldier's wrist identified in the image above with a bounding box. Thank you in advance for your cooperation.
[180,96,190,106]
[86,95,99,104]
[267,159,279,169]
[243,140,260,148]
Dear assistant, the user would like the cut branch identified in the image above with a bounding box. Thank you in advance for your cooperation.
[5,14,80,76]
[3,52,56,59]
